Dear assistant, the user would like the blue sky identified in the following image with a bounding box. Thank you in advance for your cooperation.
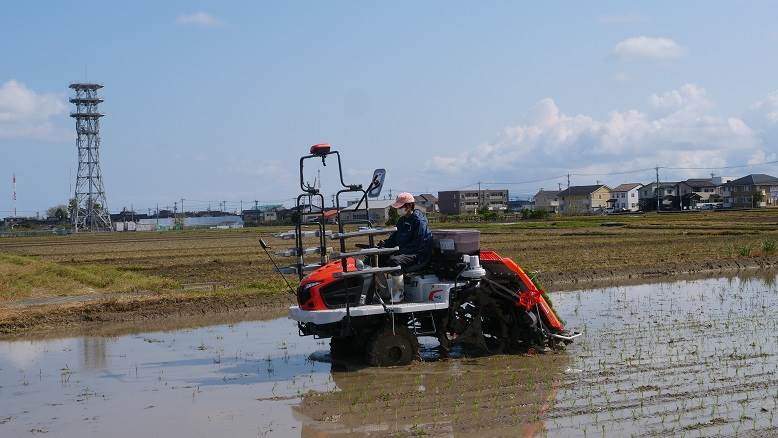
[2,1,778,215]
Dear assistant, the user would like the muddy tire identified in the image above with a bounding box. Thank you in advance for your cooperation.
[480,300,509,355]
[330,336,363,359]
[365,325,418,367]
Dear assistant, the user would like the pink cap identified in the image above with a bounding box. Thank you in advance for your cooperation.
[391,192,415,209]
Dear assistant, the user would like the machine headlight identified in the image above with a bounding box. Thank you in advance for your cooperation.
[302,281,321,292]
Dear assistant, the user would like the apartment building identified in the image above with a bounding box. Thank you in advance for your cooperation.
[438,189,509,215]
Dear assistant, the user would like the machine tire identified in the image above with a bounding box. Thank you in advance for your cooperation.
[480,299,509,355]
[365,325,418,367]
[330,336,364,359]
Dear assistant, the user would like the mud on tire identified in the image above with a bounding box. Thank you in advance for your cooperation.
[330,336,365,359]
[365,325,418,367]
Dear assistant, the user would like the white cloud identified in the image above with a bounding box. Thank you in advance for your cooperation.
[0,80,67,140]
[228,158,292,181]
[747,148,777,165]
[428,84,762,185]
[650,83,709,112]
[749,91,778,124]
[175,12,223,28]
[744,91,778,162]
[599,14,646,24]
[611,36,685,61]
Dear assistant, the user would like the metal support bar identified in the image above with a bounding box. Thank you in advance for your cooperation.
[332,227,397,239]
[331,246,398,259]
[333,266,401,278]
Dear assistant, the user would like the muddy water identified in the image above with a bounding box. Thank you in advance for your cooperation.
[0,318,333,436]
[2,273,778,437]
[546,272,778,437]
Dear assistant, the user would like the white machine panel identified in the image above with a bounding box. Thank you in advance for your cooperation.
[404,274,455,303]
[289,301,449,325]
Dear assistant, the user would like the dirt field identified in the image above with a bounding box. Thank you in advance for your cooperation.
[1,209,777,336]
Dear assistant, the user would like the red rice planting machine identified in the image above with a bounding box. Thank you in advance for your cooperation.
[264,144,580,366]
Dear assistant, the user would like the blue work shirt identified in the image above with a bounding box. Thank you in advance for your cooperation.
[384,209,432,261]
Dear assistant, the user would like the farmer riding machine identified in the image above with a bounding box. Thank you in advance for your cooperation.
[265,144,580,366]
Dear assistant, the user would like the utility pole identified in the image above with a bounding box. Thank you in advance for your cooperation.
[567,173,571,191]
[476,181,481,213]
[654,166,659,213]
[180,198,184,217]
[12,173,16,219]
[240,200,243,215]
[156,203,159,229]
[253,200,259,210]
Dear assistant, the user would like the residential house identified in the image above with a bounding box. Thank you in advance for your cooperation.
[438,189,509,215]
[273,205,335,225]
[639,182,679,211]
[712,176,736,202]
[557,185,613,214]
[680,179,717,200]
[723,174,778,208]
[712,176,735,186]
[302,205,339,224]
[533,190,560,213]
[676,179,719,209]
[242,208,279,225]
[414,193,439,213]
[611,183,643,212]
[339,199,396,224]
[260,210,278,223]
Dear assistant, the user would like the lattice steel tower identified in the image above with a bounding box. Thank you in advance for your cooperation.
[70,83,111,232]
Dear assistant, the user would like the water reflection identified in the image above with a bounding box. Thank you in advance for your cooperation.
[296,351,569,437]
[80,337,109,370]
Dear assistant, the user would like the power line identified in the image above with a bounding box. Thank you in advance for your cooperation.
[475,158,778,187]
[664,159,778,171]
[570,167,657,177]
[479,174,568,186]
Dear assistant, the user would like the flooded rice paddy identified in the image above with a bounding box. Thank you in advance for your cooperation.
[2,273,778,437]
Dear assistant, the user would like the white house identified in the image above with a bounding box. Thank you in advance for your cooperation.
[611,183,643,212]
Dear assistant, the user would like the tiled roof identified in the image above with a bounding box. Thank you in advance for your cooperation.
[612,183,642,192]
[415,193,438,203]
[683,178,715,188]
[726,174,778,186]
[558,185,608,196]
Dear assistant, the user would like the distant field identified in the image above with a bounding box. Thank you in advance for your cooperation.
[1,209,777,302]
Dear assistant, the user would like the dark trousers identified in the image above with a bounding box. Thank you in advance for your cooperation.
[377,253,419,273]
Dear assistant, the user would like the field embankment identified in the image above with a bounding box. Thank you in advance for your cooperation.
[1,210,777,336]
